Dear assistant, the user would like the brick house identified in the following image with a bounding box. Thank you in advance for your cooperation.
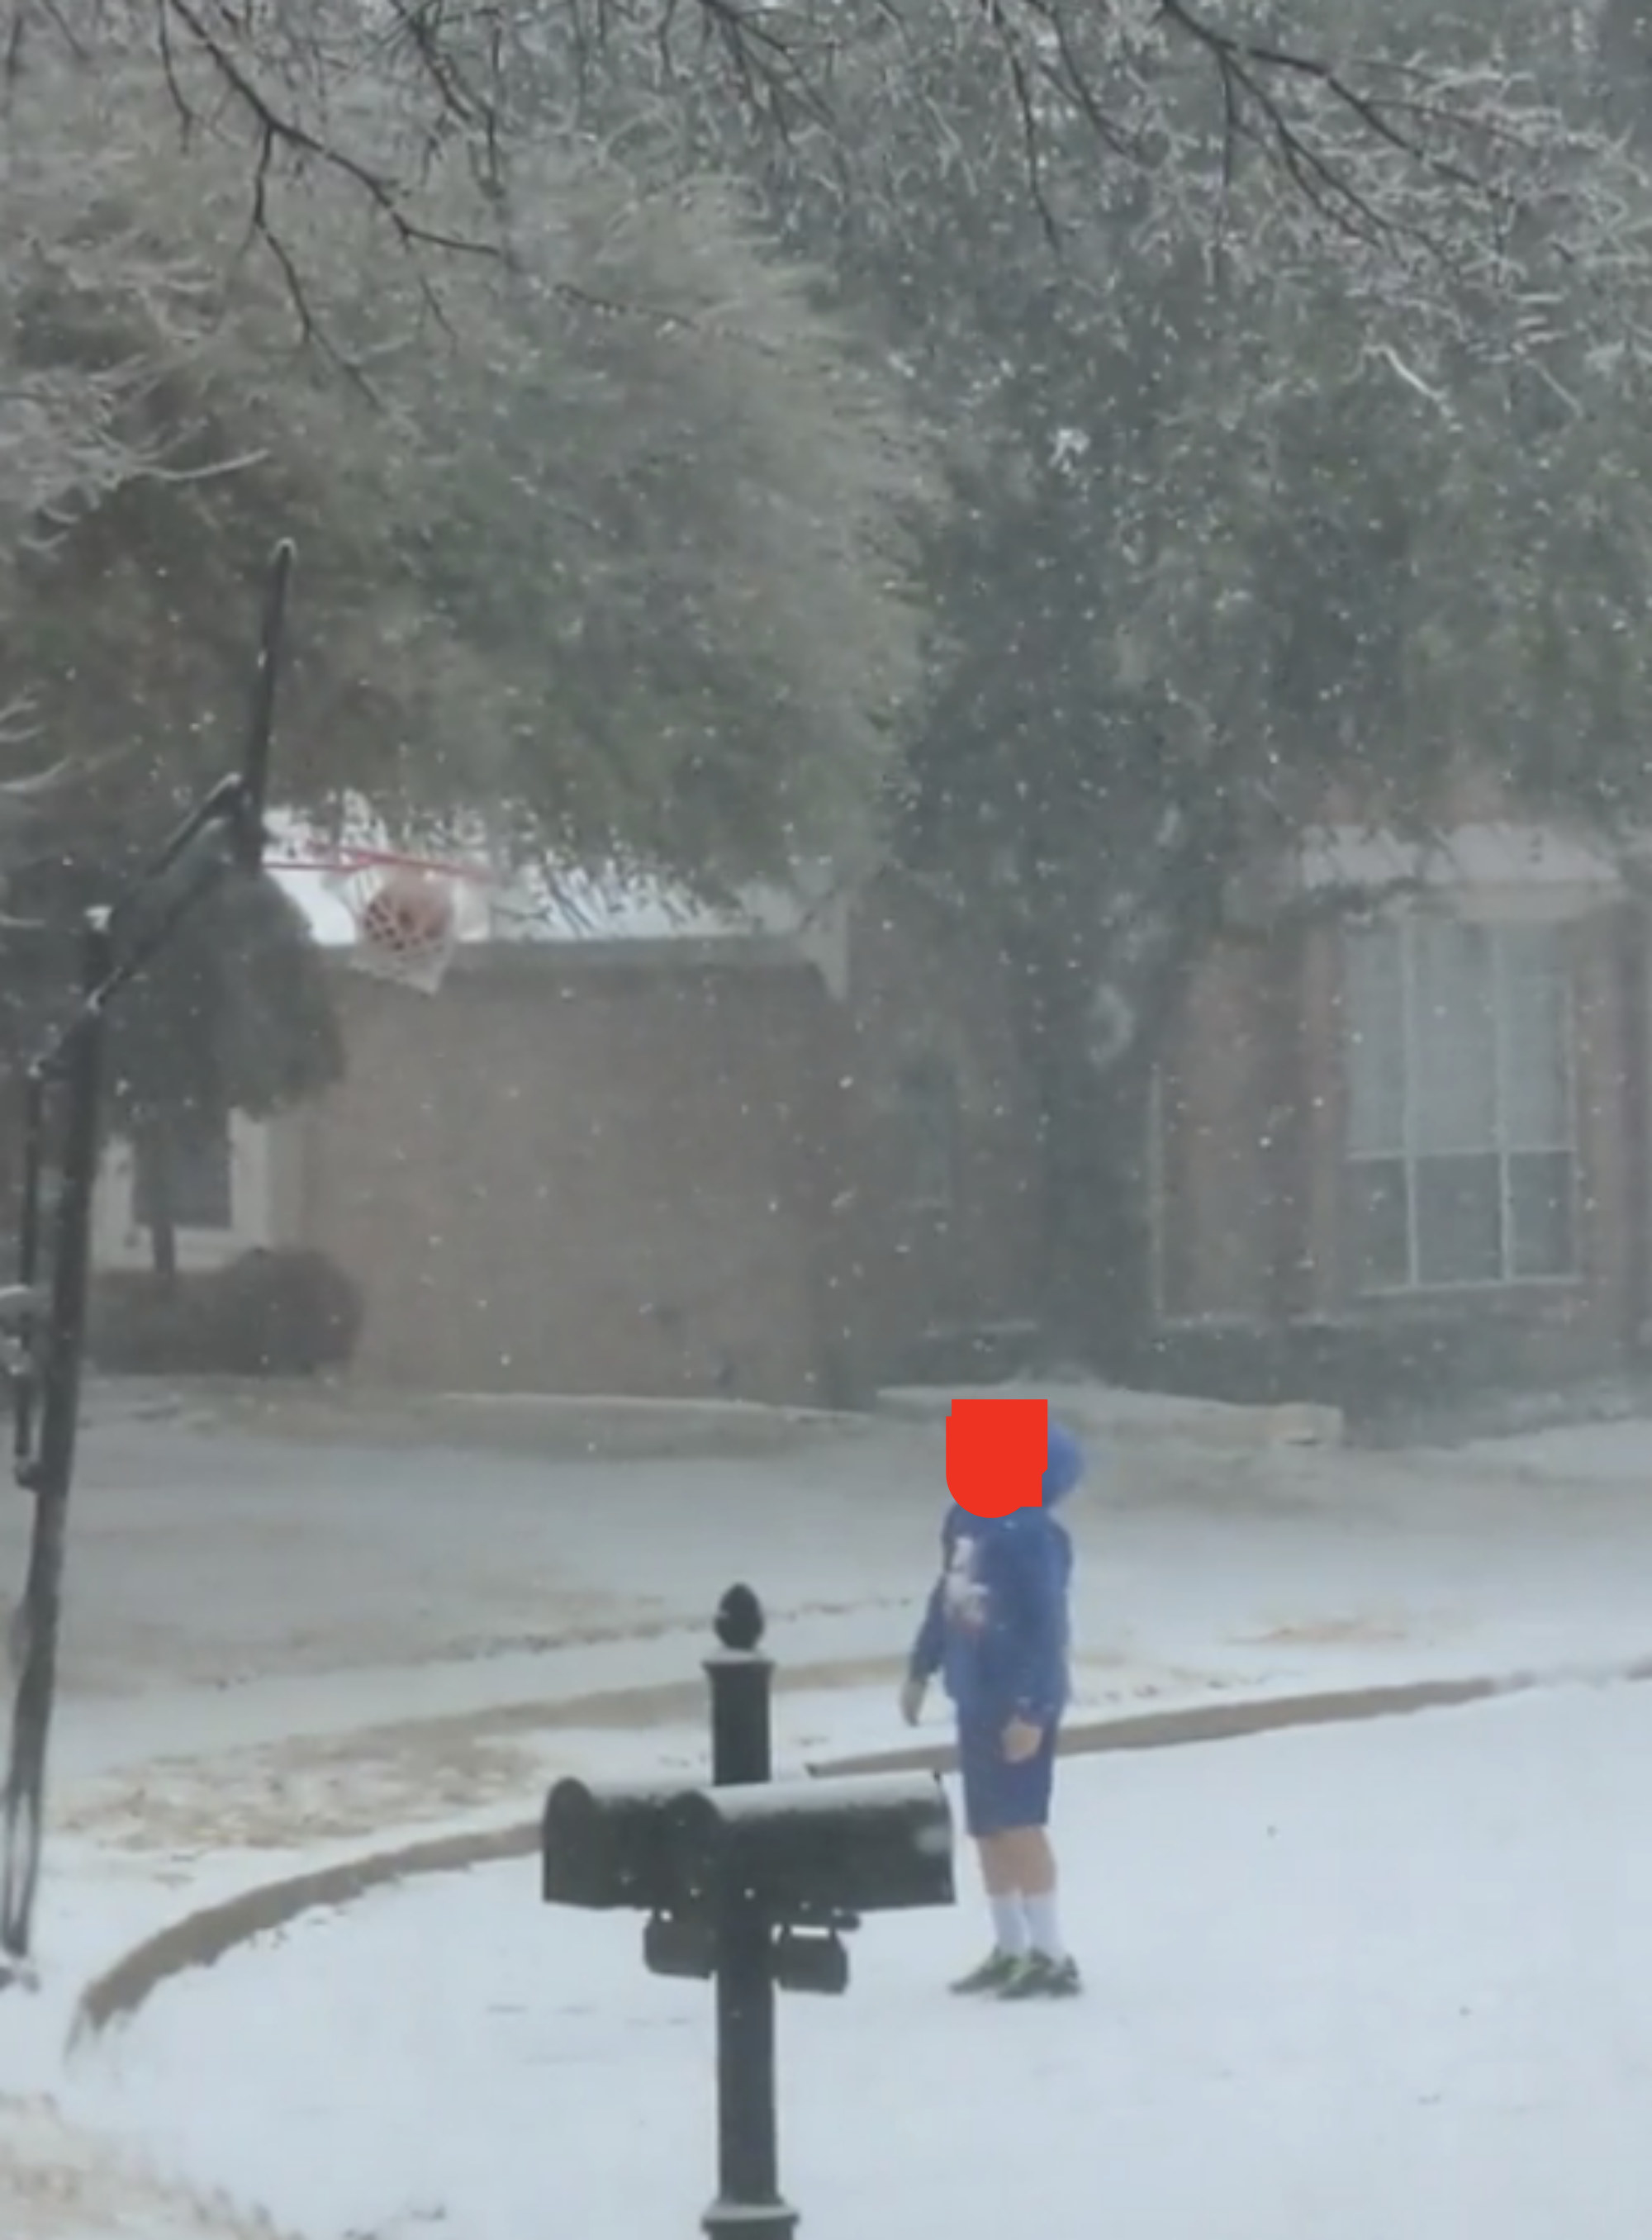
[88,810,1646,1408]
[88,875,1040,1403]
[1150,819,1648,1397]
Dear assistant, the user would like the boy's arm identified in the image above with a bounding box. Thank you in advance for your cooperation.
[999,1523,1069,1728]
[907,1512,958,1680]
[908,1581,946,1682]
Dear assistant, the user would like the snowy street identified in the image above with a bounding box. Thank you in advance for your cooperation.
[11,1400,1652,1861]
[3,1392,1652,2235]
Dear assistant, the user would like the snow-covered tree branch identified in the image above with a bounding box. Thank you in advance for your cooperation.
[1,0,1640,295]
[0,26,931,890]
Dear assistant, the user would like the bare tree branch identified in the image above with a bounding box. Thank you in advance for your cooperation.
[159,0,500,260]
[0,0,1635,356]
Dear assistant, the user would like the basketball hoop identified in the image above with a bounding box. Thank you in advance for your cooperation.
[268,847,496,994]
[328,860,460,994]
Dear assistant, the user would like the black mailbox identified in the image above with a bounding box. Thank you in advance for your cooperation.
[667,1772,954,1922]
[542,1778,708,1914]
[539,1589,962,2240]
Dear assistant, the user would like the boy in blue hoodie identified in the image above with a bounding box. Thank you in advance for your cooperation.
[900,1417,1084,2000]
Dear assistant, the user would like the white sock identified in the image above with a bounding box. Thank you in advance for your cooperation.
[990,1893,1030,1958]
[1024,1892,1065,1962]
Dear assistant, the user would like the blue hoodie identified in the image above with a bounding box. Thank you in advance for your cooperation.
[907,1420,1084,1730]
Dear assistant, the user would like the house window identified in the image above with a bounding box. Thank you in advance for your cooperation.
[131,1111,235,1233]
[95,1110,272,1273]
[900,1057,959,1214]
[1343,916,1575,1290]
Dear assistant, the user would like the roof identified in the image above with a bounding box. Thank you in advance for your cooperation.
[1298,821,1621,895]
[263,807,852,996]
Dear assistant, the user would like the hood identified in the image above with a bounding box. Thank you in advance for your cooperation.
[1042,1420,1085,1508]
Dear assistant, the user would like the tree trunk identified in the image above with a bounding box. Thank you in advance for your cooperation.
[1037,1037,1156,1369]
[1009,932,1161,1370]
[137,1117,178,1292]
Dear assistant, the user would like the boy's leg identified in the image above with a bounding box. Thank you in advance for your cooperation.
[993,1728,1080,1999]
[1000,1825,1064,1959]
[977,1833,1032,1962]
[949,1728,1029,1991]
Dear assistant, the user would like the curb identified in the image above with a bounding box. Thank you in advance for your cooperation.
[809,1654,1652,1777]
[875,1385,1346,1454]
[69,1649,1652,2053]
[67,1645,907,2045]
[86,1379,878,1462]
[89,1375,1348,1464]
[71,1824,534,2047]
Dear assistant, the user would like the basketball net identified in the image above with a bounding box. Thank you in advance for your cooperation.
[316,856,480,995]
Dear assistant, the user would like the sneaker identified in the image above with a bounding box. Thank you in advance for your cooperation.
[998,1952,1082,2000]
[949,1948,1024,1995]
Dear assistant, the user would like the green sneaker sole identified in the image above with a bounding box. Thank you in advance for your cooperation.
[998,1957,1083,2001]
[949,1953,1022,1995]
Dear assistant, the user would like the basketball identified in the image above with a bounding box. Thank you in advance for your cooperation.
[358,867,455,960]
[297,848,477,993]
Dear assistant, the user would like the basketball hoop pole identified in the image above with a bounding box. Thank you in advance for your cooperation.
[0,537,297,1983]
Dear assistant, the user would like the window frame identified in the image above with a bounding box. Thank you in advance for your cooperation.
[131,1111,236,1236]
[94,1111,273,1274]
[1343,913,1578,1296]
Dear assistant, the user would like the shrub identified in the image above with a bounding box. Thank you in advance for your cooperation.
[91,1247,363,1377]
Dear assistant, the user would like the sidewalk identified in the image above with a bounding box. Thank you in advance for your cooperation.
[79,1373,873,1460]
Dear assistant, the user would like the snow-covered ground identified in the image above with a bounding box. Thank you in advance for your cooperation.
[68,1682,1652,2240]
[3,1395,1652,1897]
[1457,1417,1652,1487]
[6,1395,1652,2233]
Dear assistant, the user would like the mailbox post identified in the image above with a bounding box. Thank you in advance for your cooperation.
[705,1583,790,2240]
[541,1583,956,2240]
[707,1580,771,1785]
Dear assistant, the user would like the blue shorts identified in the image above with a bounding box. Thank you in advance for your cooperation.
[956,1713,1060,1838]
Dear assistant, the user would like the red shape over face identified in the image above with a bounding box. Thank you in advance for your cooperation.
[944,1397,1049,1519]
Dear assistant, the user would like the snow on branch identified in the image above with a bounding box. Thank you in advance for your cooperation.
[1153,3,1492,224]
[0,695,37,750]
[0,692,106,866]
[966,2,1639,299]
[2,0,1635,292]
